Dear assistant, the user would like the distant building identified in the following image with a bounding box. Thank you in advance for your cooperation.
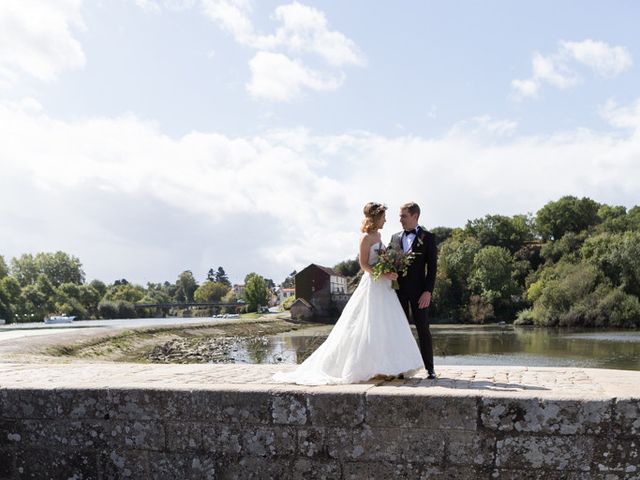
[290,298,313,320]
[276,287,295,304]
[232,284,245,297]
[295,264,350,318]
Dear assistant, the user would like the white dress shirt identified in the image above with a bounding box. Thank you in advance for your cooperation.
[402,226,420,253]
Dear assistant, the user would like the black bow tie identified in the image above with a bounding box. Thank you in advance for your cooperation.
[404,229,417,236]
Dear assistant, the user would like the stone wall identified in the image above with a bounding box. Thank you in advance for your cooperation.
[1,384,639,479]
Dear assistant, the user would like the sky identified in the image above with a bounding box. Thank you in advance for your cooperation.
[1,0,640,286]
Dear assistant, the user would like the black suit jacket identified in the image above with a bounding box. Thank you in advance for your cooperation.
[390,227,437,297]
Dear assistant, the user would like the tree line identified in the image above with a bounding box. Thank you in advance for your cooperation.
[0,255,275,322]
[3,195,639,327]
[332,196,640,328]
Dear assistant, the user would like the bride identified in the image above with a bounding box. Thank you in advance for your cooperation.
[272,202,424,385]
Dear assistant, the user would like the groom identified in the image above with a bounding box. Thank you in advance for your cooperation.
[390,202,438,379]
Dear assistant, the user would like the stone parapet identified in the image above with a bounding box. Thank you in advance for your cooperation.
[0,364,639,479]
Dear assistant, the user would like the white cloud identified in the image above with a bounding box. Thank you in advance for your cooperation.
[601,98,640,134]
[199,0,363,100]
[511,78,539,98]
[200,1,364,66]
[256,2,365,67]
[2,98,640,284]
[133,0,162,14]
[561,39,633,77]
[448,116,518,139]
[512,39,632,99]
[200,0,255,44]
[531,52,578,89]
[133,0,364,100]
[246,51,343,101]
[0,0,86,86]
[132,0,196,12]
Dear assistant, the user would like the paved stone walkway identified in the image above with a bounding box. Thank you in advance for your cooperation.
[1,362,638,400]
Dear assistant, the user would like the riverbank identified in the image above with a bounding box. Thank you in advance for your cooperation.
[0,314,324,364]
[49,316,325,363]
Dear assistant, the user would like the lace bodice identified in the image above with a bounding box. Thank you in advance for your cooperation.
[368,241,383,266]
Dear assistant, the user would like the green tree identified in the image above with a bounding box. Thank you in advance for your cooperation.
[526,261,601,326]
[430,227,454,247]
[244,274,269,312]
[89,279,107,298]
[0,276,21,322]
[431,268,455,320]
[596,204,629,234]
[221,289,237,303]
[10,252,85,287]
[103,283,146,303]
[54,282,89,319]
[214,267,231,287]
[437,234,482,316]
[194,281,230,303]
[140,283,172,305]
[581,231,640,297]
[535,196,601,240]
[19,284,52,321]
[469,246,519,318]
[219,289,238,314]
[540,231,588,264]
[37,252,85,286]
[78,284,102,317]
[175,271,198,303]
[281,270,297,288]
[0,255,8,279]
[10,254,39,286]
[627,206,640,231]
[334,258,360,277]
[464,214,535,253]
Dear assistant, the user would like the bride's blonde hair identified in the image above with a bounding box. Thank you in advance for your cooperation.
[361,202,387,233]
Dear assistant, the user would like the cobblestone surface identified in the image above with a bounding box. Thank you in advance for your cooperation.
[1,363,638,400]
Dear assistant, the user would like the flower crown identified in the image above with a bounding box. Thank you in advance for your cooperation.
[367,203,387,217]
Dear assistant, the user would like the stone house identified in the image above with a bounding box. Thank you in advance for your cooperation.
[290,298,313,320]
[295,264,350,318]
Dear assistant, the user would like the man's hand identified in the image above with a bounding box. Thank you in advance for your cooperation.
[418,291,431,309]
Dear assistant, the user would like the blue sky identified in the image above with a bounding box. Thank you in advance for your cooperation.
[1,0,640,285]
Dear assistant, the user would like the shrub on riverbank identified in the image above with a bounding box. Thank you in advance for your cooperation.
[98,300,137,319]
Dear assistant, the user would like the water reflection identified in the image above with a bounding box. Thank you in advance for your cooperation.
[236,324,640,372]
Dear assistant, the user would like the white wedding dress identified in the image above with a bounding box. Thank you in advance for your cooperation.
[272,242,424,385]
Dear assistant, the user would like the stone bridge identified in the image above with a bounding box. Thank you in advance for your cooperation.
[1,363,639,479]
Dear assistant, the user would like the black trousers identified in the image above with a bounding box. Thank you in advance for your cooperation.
[397,291,434,373]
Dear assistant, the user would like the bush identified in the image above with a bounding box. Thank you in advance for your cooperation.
[281,296,295,311]
[514,308,535,325]
[467,295,494,324]
[55,300,88,320]
[98,300,137,319]
[98,300,118,319]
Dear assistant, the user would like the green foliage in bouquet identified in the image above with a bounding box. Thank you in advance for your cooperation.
[372,248,417,289]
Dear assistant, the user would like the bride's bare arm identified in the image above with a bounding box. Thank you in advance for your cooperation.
[358,234,374,274]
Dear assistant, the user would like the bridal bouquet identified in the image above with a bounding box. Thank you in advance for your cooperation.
[372,248,416,289]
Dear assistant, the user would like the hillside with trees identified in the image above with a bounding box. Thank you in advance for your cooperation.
[333,196,640,327]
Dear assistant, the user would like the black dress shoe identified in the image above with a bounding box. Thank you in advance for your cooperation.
[427,372,436,380]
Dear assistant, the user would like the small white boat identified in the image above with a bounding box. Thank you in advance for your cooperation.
[45,314,76,324]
